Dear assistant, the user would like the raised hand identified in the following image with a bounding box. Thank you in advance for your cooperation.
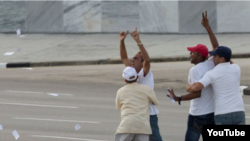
[201,11,209,28]
[131,27,141,43]
[120,30,129,42]
[201,10,219,50]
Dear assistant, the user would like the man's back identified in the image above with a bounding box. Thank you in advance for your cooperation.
[200,63,244,115]
[116,83,158,134]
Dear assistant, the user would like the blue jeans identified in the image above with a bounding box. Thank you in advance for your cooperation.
[214,111,245,125]
[150,115,163,141]
[185,113,214,141]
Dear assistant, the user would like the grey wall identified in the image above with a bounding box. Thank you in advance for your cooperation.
[0,1,249,33]
[26,1,64,33]
[0,1,26,32]
[179,1,217,33]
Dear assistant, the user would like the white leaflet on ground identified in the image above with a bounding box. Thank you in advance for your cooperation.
[12,130,20,140]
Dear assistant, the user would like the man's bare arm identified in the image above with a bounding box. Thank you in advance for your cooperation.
[201,11,219,51]
[180,91,202,101]
[189,82,205,93]
[139,43,150,76]
[186,83,191,92]
[131,27,150,76]
[167,89,201,101]
[120,30,132,66]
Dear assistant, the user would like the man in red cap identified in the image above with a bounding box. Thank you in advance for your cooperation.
[167,11,218,141]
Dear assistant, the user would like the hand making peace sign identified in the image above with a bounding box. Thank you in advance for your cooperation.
[201,10,209,28]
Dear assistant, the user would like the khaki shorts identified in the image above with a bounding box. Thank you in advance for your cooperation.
[115,133,149,141]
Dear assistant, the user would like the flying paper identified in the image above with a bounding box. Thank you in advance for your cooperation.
[4,52,14,56]
[12,130,19,140]
[75,124,81,131]
[16,29,21,36]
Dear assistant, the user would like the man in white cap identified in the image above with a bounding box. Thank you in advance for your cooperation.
[115,66,159,141]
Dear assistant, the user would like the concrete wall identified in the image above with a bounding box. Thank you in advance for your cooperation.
[0,1,250,33]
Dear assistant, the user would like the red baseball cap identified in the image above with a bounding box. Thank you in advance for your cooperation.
[187,44,208,58]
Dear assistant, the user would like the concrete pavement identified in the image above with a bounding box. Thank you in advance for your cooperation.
[0,33,249,93]
[0,33,250,65]
[0,63,249,141]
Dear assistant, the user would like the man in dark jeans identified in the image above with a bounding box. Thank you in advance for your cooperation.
[120,27,163,141]
[167,11,218,141]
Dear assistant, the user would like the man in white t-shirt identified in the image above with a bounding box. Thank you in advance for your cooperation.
[119,27,163,141]
[189,46,245,125]
[167,11,218,141]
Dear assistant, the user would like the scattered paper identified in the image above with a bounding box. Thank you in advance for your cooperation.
[16,29,21,36]
[48,93,59,97]
[16,29,25,37]
[0,124,3,130]
[4,52,14,56]
[12,130,19,140]
[17,47,22,52]
[75,124,81,131]
[23,68,33,70]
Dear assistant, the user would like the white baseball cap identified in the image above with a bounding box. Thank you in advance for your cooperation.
[122,66,138,81]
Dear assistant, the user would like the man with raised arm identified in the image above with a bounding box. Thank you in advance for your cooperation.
[119,27,163,141]
[188,45,245,125]
[167,11,219,141]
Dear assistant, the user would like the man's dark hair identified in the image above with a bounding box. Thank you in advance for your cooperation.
[217,55,230,62]
[126,80,137,83]
[197,52,207,62]
[224,57,230,62]
[202,56,207,61]
[126,76,137,83]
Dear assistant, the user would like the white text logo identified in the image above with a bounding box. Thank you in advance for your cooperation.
[207,129,245,136]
